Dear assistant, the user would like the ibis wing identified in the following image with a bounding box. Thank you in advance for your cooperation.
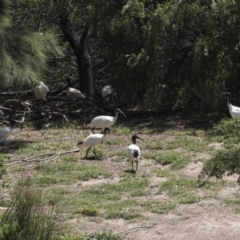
[90,116,114,127]
[0,127,12,143]
[82,133,104,146]
[127,144,140,159]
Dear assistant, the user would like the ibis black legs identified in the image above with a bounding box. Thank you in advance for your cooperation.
[84,146,101,160]
[131,160,138,172]
[84,147,92,159]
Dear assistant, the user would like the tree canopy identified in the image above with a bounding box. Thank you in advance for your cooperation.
[1,0,240,117]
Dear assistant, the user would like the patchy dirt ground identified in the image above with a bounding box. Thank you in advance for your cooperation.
[1,117,240,240]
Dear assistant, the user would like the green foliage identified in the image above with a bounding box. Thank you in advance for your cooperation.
[200,147,240,182]
[0,182,58,240]
[0,0,62,90]
[208,118,240,145]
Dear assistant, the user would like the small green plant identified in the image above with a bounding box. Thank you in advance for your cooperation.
[208,118,240,145]
[200,147,240,184]
[0,181,58,240]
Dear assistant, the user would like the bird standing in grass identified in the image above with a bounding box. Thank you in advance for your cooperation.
[65,78,85,99]
[127,135,144,172]
[77,127,110,159]
[221,92,240,120]
[0,118,16,144]
[34,81,49,101]
[86,108,126,133]
[101,85,117,102]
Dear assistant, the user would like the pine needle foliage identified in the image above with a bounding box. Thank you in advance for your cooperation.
[0,0,63,90]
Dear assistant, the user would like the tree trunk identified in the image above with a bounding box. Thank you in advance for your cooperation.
[58,16,94,100]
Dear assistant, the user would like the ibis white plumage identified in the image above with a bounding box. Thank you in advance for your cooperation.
[77,127,110,159]
[101,85,117,102]
[66,78,85,99]
[0,119,16,144]
[34,81,49,101]
[87,108,126,133]
[127,135,143,172]
[221,92,240,120]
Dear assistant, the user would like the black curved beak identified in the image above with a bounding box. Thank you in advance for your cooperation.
[136,136,144,141]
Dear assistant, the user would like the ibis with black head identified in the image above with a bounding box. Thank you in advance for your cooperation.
[221,92,240,120]
[127,135,144,172]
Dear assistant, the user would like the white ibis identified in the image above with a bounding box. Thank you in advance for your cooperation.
[34,81,49,101]
[0,118,16,144]
[77,127,110,159]
[127,135,143,172]
[101,85,117,102]
[86,108,126,133]
[221,92,240,120]
[66,78,85,99]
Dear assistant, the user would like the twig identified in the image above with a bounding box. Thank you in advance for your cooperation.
[6,149,80,165]
[114,223,157,235]
[45,150,63,163]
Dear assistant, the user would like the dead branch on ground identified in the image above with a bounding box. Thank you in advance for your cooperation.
[5,148,80,166]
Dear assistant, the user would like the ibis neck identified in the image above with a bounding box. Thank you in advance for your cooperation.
[114,112,119,122]
[226,95,231,106]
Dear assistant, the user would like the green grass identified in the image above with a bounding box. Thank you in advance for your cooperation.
[34,162,112,186]
[144,151,190,169]
[165,129,205,137]
[62,176,149,219]
[159,178,197,196]
[145,141,163,150]
[104,138,125,145]
[3,119,239,238]
[156,169,172,178]
[144,200,176,214]
[43,187,70,205]
[114,126,131,135]
[223,195,240,213]
[159,178,198,205]
[179,195,198,204]
[60,155,78,162]
[164,136,210,152]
